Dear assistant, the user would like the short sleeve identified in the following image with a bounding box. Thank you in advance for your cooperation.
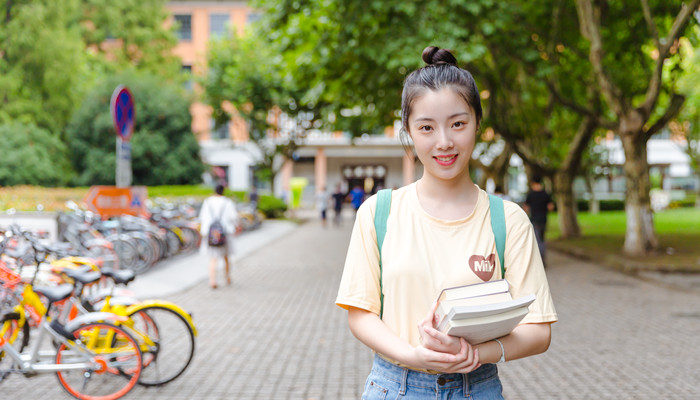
[502,203,558,324]
[335,195,382,315]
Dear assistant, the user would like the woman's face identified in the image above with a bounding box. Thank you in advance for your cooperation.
[407,87,477,184]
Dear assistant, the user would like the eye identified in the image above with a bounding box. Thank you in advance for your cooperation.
[418,125,433,133]
[452,121,465,128]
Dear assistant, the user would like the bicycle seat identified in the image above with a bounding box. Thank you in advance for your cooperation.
[100,268,136,285]
[62,268,102,285]
[33,284,74,303]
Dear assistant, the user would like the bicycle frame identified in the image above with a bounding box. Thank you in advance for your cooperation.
[1,312,106,374]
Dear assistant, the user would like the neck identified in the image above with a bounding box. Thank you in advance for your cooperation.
[417,172,476,202]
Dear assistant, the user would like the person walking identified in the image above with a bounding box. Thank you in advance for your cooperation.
[349,184,365,217]
[331,183,346,227]
[315,186,331,228]
[200,184,239,289]
[336,46,557,399]
[523,176,554,267]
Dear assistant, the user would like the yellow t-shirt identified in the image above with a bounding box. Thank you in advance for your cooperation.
[336,183,558,351]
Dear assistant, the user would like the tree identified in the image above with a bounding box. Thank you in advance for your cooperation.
[574,0,699,255]
[0,0,87,132]
[203,33,304,193]
[65,72,204,186]
[0,0,180,134]
[675,31,700,205]
[0,122,73,186]
[256,0,602,239]
[78,0,181,79]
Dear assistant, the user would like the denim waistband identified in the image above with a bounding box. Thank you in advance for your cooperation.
[373,354,498,392]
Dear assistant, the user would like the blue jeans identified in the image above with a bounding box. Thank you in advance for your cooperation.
[362,355,503,400]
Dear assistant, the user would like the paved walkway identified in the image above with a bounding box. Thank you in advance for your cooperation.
[3,210,700,399]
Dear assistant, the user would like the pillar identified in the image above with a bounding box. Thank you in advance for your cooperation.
[315,147,327,192]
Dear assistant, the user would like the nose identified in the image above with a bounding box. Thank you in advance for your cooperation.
[435,127,453,150]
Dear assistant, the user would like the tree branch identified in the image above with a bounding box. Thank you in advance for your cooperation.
[641,0,699,116]
[545,79,594,117]
[644,93,686,141]
[640,0,660,48]
[562,116,598,174]
[575,0,625,115]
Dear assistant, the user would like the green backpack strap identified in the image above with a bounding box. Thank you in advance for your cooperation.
[488,194,506,278]
[374,189,392,319]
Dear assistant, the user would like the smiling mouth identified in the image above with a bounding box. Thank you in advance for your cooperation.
[434,154,458,166]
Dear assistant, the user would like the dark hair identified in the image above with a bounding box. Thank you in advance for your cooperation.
[215,184,225,195]
[532,176,543,184]
[400,46,483,147]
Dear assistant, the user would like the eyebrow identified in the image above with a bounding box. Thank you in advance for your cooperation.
[413,112,471,123]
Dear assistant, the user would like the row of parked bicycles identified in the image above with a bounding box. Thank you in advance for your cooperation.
[0,223,198,399]
[58,198,263,275]
[58,200,202,275]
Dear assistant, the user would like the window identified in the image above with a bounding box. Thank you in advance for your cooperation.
[174,14,192,40]
[210,13,229,38]
[246,12,261,24]
[182,65,193,91]
[210,119,230,140]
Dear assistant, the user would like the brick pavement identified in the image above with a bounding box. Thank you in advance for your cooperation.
[2,211,700,399]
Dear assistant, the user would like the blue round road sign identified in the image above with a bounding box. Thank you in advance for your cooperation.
[110,85,135,141]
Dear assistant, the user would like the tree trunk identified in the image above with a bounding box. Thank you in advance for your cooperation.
[620,132,658,255]
[553,171,581,239]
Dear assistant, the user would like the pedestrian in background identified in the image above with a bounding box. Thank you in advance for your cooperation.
[349,184,365,217]
[332,183,346,227]
[523,176,554,267]
[315,186,331,228]
[336,46,557,399]
[200,184,239,289]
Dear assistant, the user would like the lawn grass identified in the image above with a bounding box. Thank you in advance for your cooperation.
[548,208,700,271]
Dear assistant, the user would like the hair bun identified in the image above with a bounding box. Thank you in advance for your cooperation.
[422,46,458,67]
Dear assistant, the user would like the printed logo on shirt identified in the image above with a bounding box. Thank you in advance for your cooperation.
[469,254,496,281]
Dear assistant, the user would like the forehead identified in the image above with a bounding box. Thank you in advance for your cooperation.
[409,87,472,120]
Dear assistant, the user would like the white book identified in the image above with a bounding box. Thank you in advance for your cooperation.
[440,306,531,345]
[434,279,536,344]
[437,294,536,331]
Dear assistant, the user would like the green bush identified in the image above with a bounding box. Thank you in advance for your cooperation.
[0,123,74,186]
[257,195,287,218]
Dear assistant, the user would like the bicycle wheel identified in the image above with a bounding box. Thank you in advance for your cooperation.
[55,322,142,400]
[127,306,195,386]
[0,312,29,371]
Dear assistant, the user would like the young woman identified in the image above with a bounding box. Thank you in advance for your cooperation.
[336,46,558,399]
[200,184,239,289]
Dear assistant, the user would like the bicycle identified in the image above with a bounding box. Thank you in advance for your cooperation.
[0,264,143,400]
[60,266,197,387]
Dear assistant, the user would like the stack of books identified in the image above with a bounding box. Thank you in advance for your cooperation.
[435,279,535,344]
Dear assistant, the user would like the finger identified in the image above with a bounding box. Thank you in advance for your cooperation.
[420,347,459,364]
[447,348,481,373]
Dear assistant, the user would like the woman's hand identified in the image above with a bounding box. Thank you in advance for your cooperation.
[411,337,481,373]
[417,301,461,355]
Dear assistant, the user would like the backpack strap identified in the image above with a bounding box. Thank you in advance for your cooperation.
[374,189,392,319]
[488,194,506,278]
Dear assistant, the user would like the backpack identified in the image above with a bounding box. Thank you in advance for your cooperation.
[373,189,506,318]
[207,201,227,247]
